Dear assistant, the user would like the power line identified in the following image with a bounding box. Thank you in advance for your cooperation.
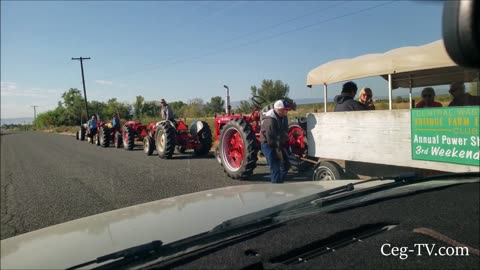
[140,1,396,74]
[100,1,348,81]
[101,1,395,82]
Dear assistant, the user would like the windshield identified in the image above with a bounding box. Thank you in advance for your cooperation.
[1,1,479,270]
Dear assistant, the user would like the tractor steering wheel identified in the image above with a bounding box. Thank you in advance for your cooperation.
[251,96,267,109]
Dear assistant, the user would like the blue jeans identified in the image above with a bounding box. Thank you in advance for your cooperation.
[261,144,289,184]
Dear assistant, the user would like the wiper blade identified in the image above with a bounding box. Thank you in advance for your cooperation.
[66,240,163,270]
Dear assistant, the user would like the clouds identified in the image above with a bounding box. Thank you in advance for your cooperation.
[95,80,127,88]
[1,81,60,98]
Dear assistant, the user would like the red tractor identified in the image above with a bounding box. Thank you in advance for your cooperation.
[142,119,212,159]
[121,121,148,150]
[215,86,309,179]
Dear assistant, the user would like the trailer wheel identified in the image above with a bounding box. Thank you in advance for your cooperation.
[123,125,135,150]
[155,123,175,159]
[313,161,346,181]
[99,126,110,147]
[194,121,212,156]
[143,136,154,155]
[219,118,258,179]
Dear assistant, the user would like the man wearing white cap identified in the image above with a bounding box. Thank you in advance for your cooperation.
[260,99,291,183]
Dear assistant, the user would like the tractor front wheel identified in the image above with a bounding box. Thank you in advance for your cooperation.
[155,123,175,159]
[80,126,86,141]
[123,125,135,150]
[143,136,155,155]
[194,121,213,156]
[99,126,110,147]
[219,118,257,179]
[114,132,122,148]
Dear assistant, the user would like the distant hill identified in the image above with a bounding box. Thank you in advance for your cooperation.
[1,117,33,125]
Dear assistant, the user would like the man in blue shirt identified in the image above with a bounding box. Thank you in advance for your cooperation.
[87,116,97,143]
[112,113,120,129]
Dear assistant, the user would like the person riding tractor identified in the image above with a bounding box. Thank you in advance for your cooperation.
[86,115,98,143]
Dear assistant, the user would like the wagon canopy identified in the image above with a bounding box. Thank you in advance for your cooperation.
[306,40,479,88]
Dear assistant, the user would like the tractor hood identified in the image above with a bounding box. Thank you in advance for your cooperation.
[1,181,379,269]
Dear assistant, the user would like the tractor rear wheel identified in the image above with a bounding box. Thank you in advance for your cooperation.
[114,132,122,148]
[95,133,100,146]
[143,136,155,155]
[80,126,86,141]
[288,122,311,172]
[123,125,135,150]
[194,121,212,156]
[219,118,258,179]
[99,126,110,147]
[155,123,175,159]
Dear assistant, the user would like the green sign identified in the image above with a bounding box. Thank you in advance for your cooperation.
[411,106,480,166]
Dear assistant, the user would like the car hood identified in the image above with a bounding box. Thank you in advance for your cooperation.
[1,180,384,269]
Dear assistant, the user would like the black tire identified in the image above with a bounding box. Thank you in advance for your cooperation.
[288,123,312,172]
[155,122,175,159]
[219,118,258,179]
[76,130,79,140]
[114,132,122,148]
[194,121,212,156]
[313,161,346,181]
[143,136,155,155]
[99,126,110,147]
[123,125,135,150]
[80,126,86,141]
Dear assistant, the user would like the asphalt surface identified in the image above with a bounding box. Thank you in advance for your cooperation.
[1,131,312,240]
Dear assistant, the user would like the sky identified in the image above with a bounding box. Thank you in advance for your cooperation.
[1,0,445,119]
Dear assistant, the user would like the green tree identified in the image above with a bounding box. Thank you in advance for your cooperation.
[170,101,187,117]
[61,88,86,125]
[143,101,161,117]
[206,96,225,116]
[395,96,403,103]
[89,100,107,121]
[184,98,205,118]
[237,100,253,114]
[250,79,295,108]
[104,98,131,120]
[133,95,145,118]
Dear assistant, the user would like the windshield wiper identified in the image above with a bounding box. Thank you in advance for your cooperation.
[66,240,163,270]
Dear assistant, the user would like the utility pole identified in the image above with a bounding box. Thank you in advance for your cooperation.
[71,57,91,121]
[31,105,38,122]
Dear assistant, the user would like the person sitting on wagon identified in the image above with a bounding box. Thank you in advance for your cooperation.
[448,82,480,107]
[415,87,443,108]
[358,87,376,110]
[334,81,368,112]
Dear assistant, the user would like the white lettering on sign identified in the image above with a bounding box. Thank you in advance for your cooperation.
[441,135,468,146]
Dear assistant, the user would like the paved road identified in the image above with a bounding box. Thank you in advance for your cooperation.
[1,131,312,240]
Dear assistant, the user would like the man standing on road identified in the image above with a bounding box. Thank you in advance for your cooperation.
[260,99,291,184]
[160,99,175,122]
[334,81,368,112]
